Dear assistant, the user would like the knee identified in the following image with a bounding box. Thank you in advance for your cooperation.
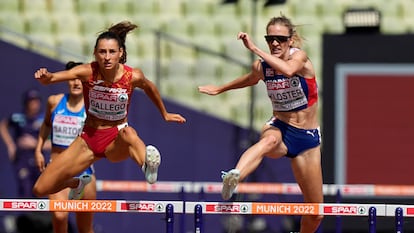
[32,183,44,197]
[301,214,323,231]
[309,214,323,225]
[315,214,324,222]
[260,134,279,149]
[121,126,136,136]
[53,211,68,222]
[119,126,139,141]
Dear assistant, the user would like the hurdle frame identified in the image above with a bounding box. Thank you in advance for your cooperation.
[1,199,413,233]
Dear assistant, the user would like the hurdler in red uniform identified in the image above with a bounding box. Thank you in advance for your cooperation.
[32,21,186,199]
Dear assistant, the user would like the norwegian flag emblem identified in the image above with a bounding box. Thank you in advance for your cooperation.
[265,68,274,76]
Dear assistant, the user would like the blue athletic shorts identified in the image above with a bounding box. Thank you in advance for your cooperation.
[78,164,95,176]
[266,117,321,158]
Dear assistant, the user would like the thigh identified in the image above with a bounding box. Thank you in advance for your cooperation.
[290,146,323,203]
[105,126,145,162]
[39,138,96,187]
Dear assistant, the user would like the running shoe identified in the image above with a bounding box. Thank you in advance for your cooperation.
[69,174,92,200]
[142,145,161,184]
[221,169,240,200]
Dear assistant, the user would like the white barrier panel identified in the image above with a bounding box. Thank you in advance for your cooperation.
[0,199,184,213]
[387,204,414,217]
[321,203,386,216]
[0,199,411,218]
[186,202,391,217]
[96,180,414,197]
[186,202,320,216]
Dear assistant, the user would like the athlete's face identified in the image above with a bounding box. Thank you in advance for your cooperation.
[94,38,123,70]
[68,78,83,97]
[25,98,41,117]
[265,24,292,59]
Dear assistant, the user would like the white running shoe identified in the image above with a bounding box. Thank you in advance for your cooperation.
[69,174,92,200]
[142,145,161,184]
[221,169,240,200]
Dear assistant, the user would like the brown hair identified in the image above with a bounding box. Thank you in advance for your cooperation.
[266,14,303,48]
[65,61,83,70]
[94,21,138,64]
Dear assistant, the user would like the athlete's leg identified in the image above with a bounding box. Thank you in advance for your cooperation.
[235,127,287,180]
[33,137,98,197]
[105,126,145,166]
[76,175,96,233]
[290,146,323,233]
[221,127,287,200]
[49,189,70,233]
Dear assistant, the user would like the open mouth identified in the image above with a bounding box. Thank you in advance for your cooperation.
[270,47,282,54]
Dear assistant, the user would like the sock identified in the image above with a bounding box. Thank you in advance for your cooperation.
[74,178,82,189]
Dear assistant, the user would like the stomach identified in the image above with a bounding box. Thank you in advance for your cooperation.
[84,115,128,129]
[273,103,319,129]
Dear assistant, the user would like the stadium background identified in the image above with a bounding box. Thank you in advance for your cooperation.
[1,0,414,232]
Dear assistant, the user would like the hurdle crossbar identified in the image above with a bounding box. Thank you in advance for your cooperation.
[5,199,414,217]
[0,199,183,213]
[1,199,411,232]
[185,202,414,217]
[96,180,414,197]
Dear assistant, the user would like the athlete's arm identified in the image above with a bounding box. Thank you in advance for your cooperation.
[132,68,186,123]
[238,32,307,77]
[34,64,91,85]
[34,94,61,172]
[198,59,263,95]
[0,118,16,160]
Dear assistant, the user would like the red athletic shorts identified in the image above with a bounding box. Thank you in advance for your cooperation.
[80,123,128,157]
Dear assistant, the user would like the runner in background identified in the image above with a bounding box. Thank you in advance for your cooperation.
[35,61,96,233]
[0,89,49,198]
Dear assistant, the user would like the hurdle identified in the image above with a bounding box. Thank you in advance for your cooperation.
[93,180,414,232]
[4,181,414,232]
[185,202,414,233]
[0,199,183,233]
[1,199,413,232]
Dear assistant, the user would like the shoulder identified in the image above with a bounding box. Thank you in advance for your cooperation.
[252,59,265,76]
[252,59,263,72]
[131,67,145,80]
[290,47,308,61]
[80,63,94,74]
[290,48,315,77]
[47,93,65,109]
[71,63,94,82]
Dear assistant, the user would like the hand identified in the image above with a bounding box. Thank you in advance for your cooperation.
[198,85,221,95]
[164,113,186,123]
[34,151,46,172]
[34,68,52,84]
[6,144,16,162]
[237,32,256,51]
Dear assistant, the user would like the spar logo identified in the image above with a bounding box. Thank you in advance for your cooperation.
[54,115,79,125]
[323,205,366,215]
[122,202,164,212]
[205,204,249,213]
[118,93,128,102]
[3,201,46,210]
